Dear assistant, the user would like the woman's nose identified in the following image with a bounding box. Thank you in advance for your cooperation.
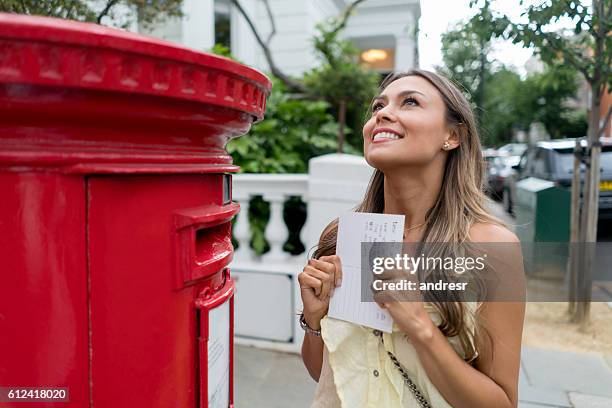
[375,104,396,123]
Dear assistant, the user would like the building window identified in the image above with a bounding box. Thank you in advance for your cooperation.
[360,48,395,73]
[215,0,231,50]
[351,36,396,74]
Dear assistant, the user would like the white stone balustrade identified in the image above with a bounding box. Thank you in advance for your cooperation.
[231,154,373,353]
[232,174,309,263]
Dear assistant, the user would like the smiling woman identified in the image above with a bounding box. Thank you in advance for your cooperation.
[363,74,463,173]
[298,69,525,408]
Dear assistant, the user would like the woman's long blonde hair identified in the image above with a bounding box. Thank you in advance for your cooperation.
[312,69,505,363]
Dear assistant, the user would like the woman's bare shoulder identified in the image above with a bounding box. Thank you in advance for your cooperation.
[468,222,519,243]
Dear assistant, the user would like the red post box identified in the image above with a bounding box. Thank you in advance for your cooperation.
[0,14,270,407]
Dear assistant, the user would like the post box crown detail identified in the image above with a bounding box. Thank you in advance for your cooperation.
[0,13,271,121]
[0,14,272,174]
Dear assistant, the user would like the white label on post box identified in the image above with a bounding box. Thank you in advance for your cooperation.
[208,301,230,408]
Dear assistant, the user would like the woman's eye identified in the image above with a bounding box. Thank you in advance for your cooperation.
[403,97,418,106]
[371,97,417,113]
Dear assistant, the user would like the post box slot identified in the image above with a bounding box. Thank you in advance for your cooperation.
[174,202,239,288]
[194,223,231,265]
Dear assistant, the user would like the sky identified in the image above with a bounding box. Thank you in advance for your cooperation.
[418,0,537,74]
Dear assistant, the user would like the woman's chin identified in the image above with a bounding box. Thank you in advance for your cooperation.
[366,147,401,164]
[365,151,429,172]
[365,153,400,172]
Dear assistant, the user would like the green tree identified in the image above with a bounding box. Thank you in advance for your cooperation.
[0,0,183,28]
[480,67,523,146]
[473,0,612,324]
[208,48,339,256]
[439,9,587,146]
[225,79,342,256]
[210,43,237,61]
[303,17,379,153]
[523,64,587,139]
[439,25,487,103]
[438,11,518,146]
[439,25,521,146]
[230,0,376,153]
[439,2,507,128]
[226,77,343,174]
[480,64,586,145]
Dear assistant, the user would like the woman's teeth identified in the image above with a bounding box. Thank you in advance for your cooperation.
[373,132,401,142]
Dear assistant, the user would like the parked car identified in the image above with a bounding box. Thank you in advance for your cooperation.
[484,150,502,198]
[484,146,522,200]
[502,139,612,219]
[498,143,527,157]
[486,154,521,199]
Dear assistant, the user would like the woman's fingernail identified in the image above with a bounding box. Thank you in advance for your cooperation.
[336,279,342,287]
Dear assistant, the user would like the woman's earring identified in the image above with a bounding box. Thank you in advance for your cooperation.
[443,141,450,150]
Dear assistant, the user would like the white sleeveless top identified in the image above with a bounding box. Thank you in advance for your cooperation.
[310,302,479,408]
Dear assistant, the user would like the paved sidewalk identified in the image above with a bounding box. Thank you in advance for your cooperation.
[235,346,316,408]
[235,345,612,408]
[519,347,612,408]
